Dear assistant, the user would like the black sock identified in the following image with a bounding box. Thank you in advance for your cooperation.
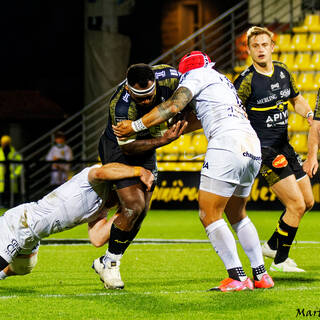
[227,267,247,281]
[252,265,267,281]
[108,212,146,256]
[0,256,9,270]
[108,224,132,255]
[267,210,286,250]
[274,219,297,264]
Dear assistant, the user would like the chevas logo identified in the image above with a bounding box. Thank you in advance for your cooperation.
[272,154,288,168]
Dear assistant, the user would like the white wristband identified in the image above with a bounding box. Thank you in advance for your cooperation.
[305,111,314,119]
[131,118,148,132]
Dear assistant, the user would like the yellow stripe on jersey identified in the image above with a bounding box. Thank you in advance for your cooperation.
[251,105,279,111]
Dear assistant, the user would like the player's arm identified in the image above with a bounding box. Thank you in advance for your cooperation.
[88,210,119,247]
[113,87,193,137]
[120,120,188,155]
[88,163,154,191]
[289,94,314,126]
[303,119,320,178]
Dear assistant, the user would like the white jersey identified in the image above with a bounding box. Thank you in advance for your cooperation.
[0,165,111,262]
[178,64,258,151]
[23,165,110,239]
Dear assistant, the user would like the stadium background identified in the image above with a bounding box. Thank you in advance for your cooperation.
[0,0,319,210]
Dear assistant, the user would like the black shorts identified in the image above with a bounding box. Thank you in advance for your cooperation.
[98,134,158,190]
[259,142,306,186]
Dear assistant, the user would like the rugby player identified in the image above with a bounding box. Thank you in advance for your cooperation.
[95,63,187,289]
[0,163,154,281]
[113,51,274,291]
[234,26,314,272]
[303,89,320,178]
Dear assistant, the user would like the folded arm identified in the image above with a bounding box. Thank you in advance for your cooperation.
[113,87,193,137]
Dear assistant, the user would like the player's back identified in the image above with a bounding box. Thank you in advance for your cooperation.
[179,66,254,142]
[25,165,106,239]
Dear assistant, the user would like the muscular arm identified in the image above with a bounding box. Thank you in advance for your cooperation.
[88,163,154,191]
[120,120,188,155]
[303,119,320,177]
[113,87,193,137]
[290,94,313,125]
[88,211,119,247]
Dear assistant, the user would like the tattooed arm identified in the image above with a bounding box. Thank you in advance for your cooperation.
[113,87,193,137]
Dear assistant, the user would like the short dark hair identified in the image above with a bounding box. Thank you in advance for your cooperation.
[126,63,155,88]
[54,131,65,139]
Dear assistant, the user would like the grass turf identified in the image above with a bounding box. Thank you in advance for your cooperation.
[0,209,320,320]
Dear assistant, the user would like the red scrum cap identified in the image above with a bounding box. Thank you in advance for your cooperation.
[178,51,212,74]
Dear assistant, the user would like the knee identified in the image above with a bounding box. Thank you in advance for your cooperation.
[288,200,306,218]
[10,253,38,275]
[305,198,314,213]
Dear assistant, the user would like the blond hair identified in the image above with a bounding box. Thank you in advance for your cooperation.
[247,26,274,46]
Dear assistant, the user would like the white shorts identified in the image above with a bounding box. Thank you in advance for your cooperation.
[0,205,40,264]
[200,144,261,198]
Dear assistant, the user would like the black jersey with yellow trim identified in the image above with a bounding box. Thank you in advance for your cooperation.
[234,61,299,147]
[104,64,179,143]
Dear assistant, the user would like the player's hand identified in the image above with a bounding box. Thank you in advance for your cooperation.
[162,120,188,143]
[303,157,319,178]
[113,120,134,138]
[307,115,313,126]
[139,168,154,191]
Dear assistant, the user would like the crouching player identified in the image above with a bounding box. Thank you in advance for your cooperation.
[0,163,153,281]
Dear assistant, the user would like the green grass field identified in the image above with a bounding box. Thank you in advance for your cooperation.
[0,209,320,320]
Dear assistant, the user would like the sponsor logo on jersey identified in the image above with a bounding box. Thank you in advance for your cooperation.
[280,71,285,79]
[122,92,130,103]
[170,69,179,77]
[266,110,288,127]
[257,94,277,104]
[5,239,20,257]
[272,154,288,168]
[280,88,290,98]
[271,83,280,91]
[243,151,262,161]
[203,161,209,169]
[155,71,166,79]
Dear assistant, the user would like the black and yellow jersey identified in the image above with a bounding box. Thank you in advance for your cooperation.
[103,64,179,144]
[234,61,299,147]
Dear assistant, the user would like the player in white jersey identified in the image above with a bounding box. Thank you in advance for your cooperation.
[113,51,274,291]
[0,162,153,281]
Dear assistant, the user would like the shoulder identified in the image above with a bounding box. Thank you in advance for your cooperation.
[153,64,179,89]
[273,61,292,75]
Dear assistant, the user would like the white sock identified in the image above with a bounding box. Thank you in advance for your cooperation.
[206,219,242,270]
[232,216,264,268]
[0,270,7,280]
[103,251,122,265]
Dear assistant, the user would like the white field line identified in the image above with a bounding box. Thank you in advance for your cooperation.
[1,286,320,300]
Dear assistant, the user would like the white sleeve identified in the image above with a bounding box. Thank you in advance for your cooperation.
[177,69,207,97]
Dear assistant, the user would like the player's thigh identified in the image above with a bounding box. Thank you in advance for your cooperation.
[116,184,146,211]
[297,174,314,210]
[271,174,305,209]
[225,195,248,225]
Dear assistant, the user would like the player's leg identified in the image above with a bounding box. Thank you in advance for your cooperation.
[0,244,39,280]
[297,174,314,213]
[225,195,273,288]
[199,176,253,292]
[93,184,150,289]
[267,175,306,272]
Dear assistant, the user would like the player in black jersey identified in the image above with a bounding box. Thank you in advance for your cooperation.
[94,63,187,289]
[234,26,314,272]
[303,89,320,177]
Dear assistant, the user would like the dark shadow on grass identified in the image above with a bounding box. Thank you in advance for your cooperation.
[0,286,37,294]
